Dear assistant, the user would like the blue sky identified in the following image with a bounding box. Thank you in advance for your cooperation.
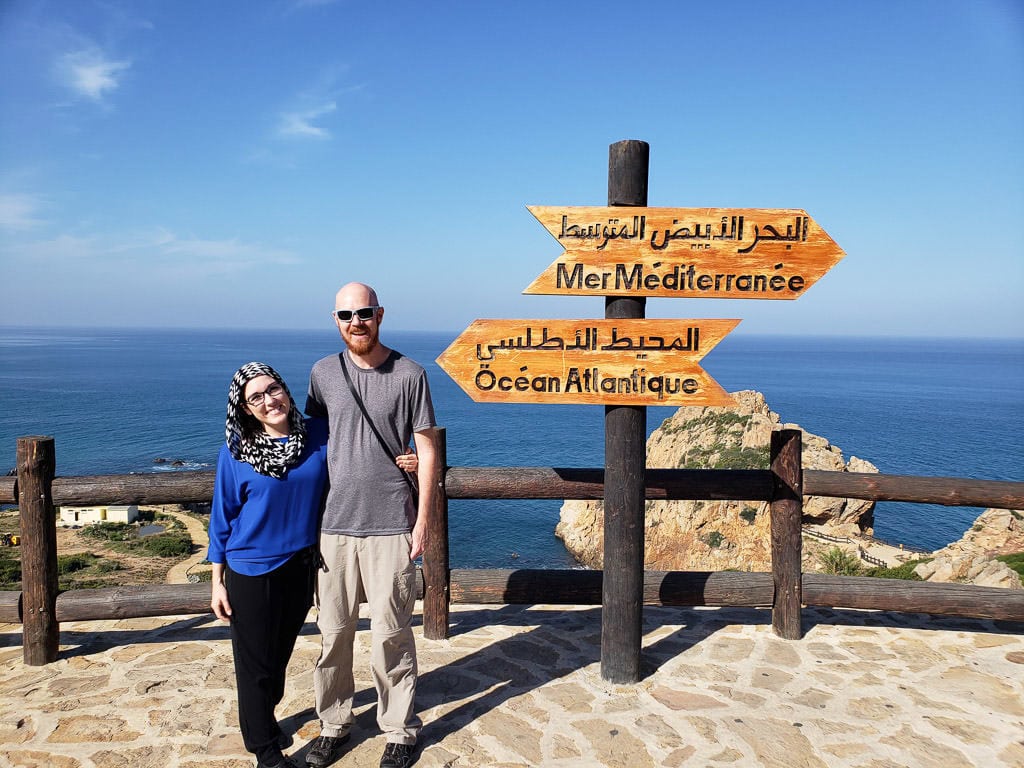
[1,0,1022,337]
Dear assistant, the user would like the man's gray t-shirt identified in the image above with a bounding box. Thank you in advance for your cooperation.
[306,349,436,536]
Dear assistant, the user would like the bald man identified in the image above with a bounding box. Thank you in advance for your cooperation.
[304,283,438,768]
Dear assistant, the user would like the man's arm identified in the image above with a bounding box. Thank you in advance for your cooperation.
[409,428,438,560]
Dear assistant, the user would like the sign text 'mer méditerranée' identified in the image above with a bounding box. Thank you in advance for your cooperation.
[524,206,845,299]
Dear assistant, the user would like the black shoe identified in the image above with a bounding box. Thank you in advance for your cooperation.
[274,729,293,750]
[255,748,300,768]
[380,742,415,768]
[305,734,351,768]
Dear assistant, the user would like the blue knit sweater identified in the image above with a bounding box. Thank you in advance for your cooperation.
[207,418,328,576]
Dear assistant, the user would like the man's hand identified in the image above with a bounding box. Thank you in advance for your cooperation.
[410,521,427,560]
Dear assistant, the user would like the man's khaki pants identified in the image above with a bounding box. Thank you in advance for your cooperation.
[314,532,420,745]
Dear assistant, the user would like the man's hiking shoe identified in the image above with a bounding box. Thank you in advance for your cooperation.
[305,734,351,768]
[379,742,415,768]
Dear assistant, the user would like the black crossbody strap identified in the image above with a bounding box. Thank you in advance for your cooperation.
[338,353,419,498]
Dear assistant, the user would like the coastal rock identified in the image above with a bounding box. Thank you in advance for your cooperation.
[913,508,1024,589]
[555,390,878,571]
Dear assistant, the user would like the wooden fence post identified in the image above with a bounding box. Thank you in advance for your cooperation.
[601,139,649,683]
[422,427,450,639]
[17,436,60,665]
[771,428,803,639]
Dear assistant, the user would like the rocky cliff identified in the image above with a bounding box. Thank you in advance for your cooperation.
[555,390,878,571]
[913,507,1024,589]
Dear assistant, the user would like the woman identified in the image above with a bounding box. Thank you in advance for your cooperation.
[209,361,416,768]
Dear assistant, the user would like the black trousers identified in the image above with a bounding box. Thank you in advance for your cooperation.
[226,549,316,755]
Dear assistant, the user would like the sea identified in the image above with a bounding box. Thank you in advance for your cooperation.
[1,327,1021,568]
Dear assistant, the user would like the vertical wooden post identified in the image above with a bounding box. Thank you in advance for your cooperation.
[422,428,450,639]
[601,139,649,683]
[770,428,803,639]
[17,436,60,665]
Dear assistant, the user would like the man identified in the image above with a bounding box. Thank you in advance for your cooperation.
[304,283,437,768]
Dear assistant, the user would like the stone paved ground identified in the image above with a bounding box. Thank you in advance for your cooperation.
[0,604,1022,767]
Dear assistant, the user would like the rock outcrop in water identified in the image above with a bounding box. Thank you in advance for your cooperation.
[914,508,1024,589]
[556,390,878,571]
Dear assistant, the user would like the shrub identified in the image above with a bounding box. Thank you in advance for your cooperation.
[863,560,927,580]
[739,506,758,524]
[80,522,136,542]
[703,531,725,548]
[0,554,20,586]
[818,547,863,576]
[139,533,192,558]
[996,552,1024,585]
[57,552,98,575]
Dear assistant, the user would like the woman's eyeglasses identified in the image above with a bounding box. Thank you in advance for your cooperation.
[333,306,380,323]
[245,383,285,407]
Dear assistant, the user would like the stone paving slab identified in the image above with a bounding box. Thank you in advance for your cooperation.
[0,604,1022,767]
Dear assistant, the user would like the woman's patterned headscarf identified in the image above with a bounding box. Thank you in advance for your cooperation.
[225,362,307,478]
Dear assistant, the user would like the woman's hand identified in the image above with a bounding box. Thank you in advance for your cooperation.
[210,564,232,622]
[396,447,418,473]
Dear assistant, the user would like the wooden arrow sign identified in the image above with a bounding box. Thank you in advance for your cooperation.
[524,206,844,299]
[436,318,739,406]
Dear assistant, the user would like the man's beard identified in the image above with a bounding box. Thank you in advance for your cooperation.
[344,326,378,355]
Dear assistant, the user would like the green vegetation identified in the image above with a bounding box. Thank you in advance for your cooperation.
[863,559,929,581]
[818,547,863,576]
[661,411,751,435]
[678,445,769,470]
[58,552,99,575]
[739,506,758,524]
[996,552,1024,585]
[79,515,192,559]
[0,551,20,588]
[80,522,136,542]
[703,531,726,548]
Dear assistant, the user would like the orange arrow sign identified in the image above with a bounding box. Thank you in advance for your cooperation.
[524,206,844,299]
[436,319,739,406]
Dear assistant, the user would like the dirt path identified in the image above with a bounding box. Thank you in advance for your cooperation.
[162,507,210,584]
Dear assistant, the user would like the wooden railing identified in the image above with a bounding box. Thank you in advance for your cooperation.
[3,429,1024,666]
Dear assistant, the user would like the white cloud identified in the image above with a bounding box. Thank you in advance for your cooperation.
[0,194,45,231]
[278,102,337,139]
[58,49,131,102]
[4,230,300,274]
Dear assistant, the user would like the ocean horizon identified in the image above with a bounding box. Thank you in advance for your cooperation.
[1,326,1021,567]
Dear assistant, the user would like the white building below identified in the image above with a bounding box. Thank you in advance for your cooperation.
[59,505,139,527]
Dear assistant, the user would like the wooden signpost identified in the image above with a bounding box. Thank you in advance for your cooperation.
[436,139,845,684]
[525,206,845,299]
[436,318,739,406]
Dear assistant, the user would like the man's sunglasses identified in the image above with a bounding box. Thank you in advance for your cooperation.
[334,305,381,323]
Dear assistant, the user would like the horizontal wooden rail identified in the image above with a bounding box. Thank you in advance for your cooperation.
[449,569,774,606]
[2,468,1021,508]
[3,568,1022,626]
[803,574,1024,621]
[0,590,20,623]
[803,471,1023,509]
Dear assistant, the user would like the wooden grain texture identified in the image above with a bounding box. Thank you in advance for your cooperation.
[448,568,773,607]
[803,575,1024,621]
[0,477,14,505]
[17,437,59,665]
[2,467,1018,508]
[771,429,803,640]
[601,138,649,685]
[0,590,21,623]
[422,428,450,640]
[436,318,738,406]
[525,206,845,299]
[803,471,1023,508]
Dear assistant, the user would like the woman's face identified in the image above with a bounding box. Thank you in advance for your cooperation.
[242,374,291,437]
